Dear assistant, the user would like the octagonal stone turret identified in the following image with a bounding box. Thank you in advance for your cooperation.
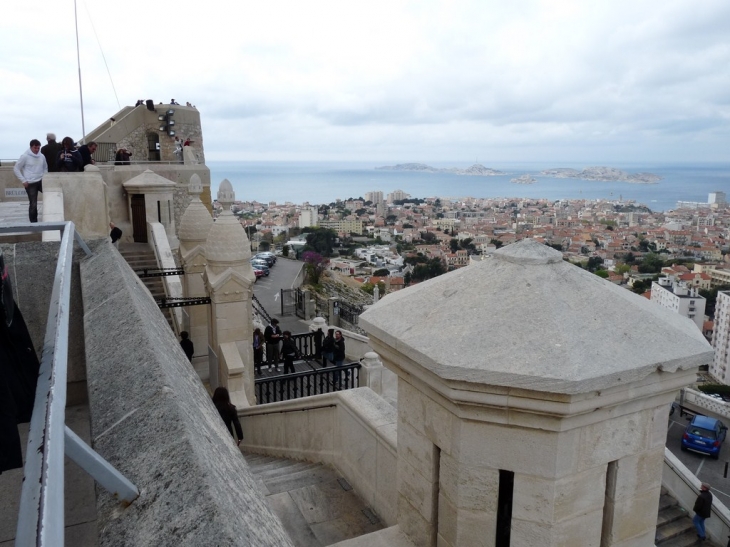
[359,238,713,547]
[361,238,711,395]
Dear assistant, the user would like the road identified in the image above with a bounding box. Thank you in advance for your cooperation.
[252,256,309,334]
[667,410,730,507]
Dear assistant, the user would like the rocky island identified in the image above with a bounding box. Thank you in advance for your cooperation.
[510,175,537,184]
[540,166,661,184]
[376,163,505,176]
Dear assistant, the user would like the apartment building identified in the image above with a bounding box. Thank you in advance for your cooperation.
[711,291,730,383]
[650,277,706,330]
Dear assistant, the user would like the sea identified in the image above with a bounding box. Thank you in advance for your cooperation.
[208,161,730,213]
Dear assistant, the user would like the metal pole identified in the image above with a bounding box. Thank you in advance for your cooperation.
[16,224,75,546]
[74,0,86,143]
[64,427,139,504]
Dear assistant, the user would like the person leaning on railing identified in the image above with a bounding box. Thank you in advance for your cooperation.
[281,331,300,374]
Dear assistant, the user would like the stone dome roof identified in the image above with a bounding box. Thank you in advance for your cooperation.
[205,179,250,264]
[360,238,712,394]
[179,174,212,243]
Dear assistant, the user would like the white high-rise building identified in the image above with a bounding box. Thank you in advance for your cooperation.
[365,191,384,206]
[711,291,730,383]
[298,206,319,229]
[709,191,726,205]
[650,277,706,331]
[387,189,410,203]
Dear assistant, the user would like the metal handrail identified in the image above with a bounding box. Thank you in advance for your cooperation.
[0,221,139,547]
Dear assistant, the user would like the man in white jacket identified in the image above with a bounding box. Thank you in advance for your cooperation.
[13,139,48,223]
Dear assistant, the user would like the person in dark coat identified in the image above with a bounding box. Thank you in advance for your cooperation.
[333,330,346,366]
[56,137,83,172]
[179,331,194,362]
[264,319,282,371]
[0,247,40,473]
[77,141,97,167]
[280,331,299,374]
[41,133,62,172]
[212,387,243,445]
[252,327,264,374]
[321,328,335,367]
[693,482,713,541]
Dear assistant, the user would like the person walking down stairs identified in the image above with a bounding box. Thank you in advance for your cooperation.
[693,483,713,542]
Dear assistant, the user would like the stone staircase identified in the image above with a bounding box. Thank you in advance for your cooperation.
[242,452,384,547]
[656,488,723,546]
[118,243,175,331]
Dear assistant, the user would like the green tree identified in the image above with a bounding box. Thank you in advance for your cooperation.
[373,268,390,277]
[450,238,459,253]
[302,251,329,285]
[404,271,412,286]
[305,228,337,257]
[594,270,609,278]
[586,256,604,272]
[638,253,664,274]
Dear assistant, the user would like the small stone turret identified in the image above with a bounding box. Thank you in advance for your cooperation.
[178,173,213,366]
[360,238,712,547]
[203,180,256,404]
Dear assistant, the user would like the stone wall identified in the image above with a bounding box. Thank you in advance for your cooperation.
[80,239,292,546]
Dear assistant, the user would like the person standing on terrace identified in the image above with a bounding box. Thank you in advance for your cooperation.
[40,133,62,172]
[13,139,47,223]
[56,137,83,172]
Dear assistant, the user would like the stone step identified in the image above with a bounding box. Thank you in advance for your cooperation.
[656,517,698,544]
[659,492,678,511]
[657,505,690,528]
[241,452,384,546]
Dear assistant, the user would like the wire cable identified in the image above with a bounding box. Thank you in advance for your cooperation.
[82,0,121,111]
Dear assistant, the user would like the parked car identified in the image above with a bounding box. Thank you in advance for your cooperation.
[254,254,275,266]
[255,252,276,265]
[681,415,728,459]
[252,268,265,278]
[251,263,269,275]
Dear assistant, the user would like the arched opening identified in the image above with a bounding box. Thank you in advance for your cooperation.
[146,132,160,162]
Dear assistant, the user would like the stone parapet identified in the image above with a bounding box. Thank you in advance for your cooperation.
[80,240,291,546]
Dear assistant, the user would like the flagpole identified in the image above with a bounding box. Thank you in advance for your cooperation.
[74,0,86,143]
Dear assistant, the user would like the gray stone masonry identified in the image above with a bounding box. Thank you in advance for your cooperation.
[360,238,713,394]
[80,239,293,546]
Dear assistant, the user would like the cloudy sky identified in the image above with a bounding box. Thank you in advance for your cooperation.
[2,0,728,164]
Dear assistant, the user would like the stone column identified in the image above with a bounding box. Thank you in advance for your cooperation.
[177,173,212,374]
[203,179,256,406]
[360,239,713,547]
[359,351,384,395]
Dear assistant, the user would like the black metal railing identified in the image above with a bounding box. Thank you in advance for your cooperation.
[252,294,272,324]
[338,300,363,325]
[290,331,320,360]
[254,362,361,404]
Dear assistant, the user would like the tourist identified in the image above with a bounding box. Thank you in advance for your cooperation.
[333,330,346,388]
[109,222,123,249]
[313,327,323,363]
[693,482,712,541]
[264,318,282,371]
[78,141,97,167]
[114,148,132,165]
[179,331,194,362]
[252,327,264,374]
[333,330,345,367]
[13,139,47,223]
[183,137,191,146]
[0,246,41,472]
[56,137,83,172]
[321,328,335,367]
[170,99,178,105]
[174,136,183,163]
[211,387,243,446]
[40,133,62,173]
[280,331,299,374]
